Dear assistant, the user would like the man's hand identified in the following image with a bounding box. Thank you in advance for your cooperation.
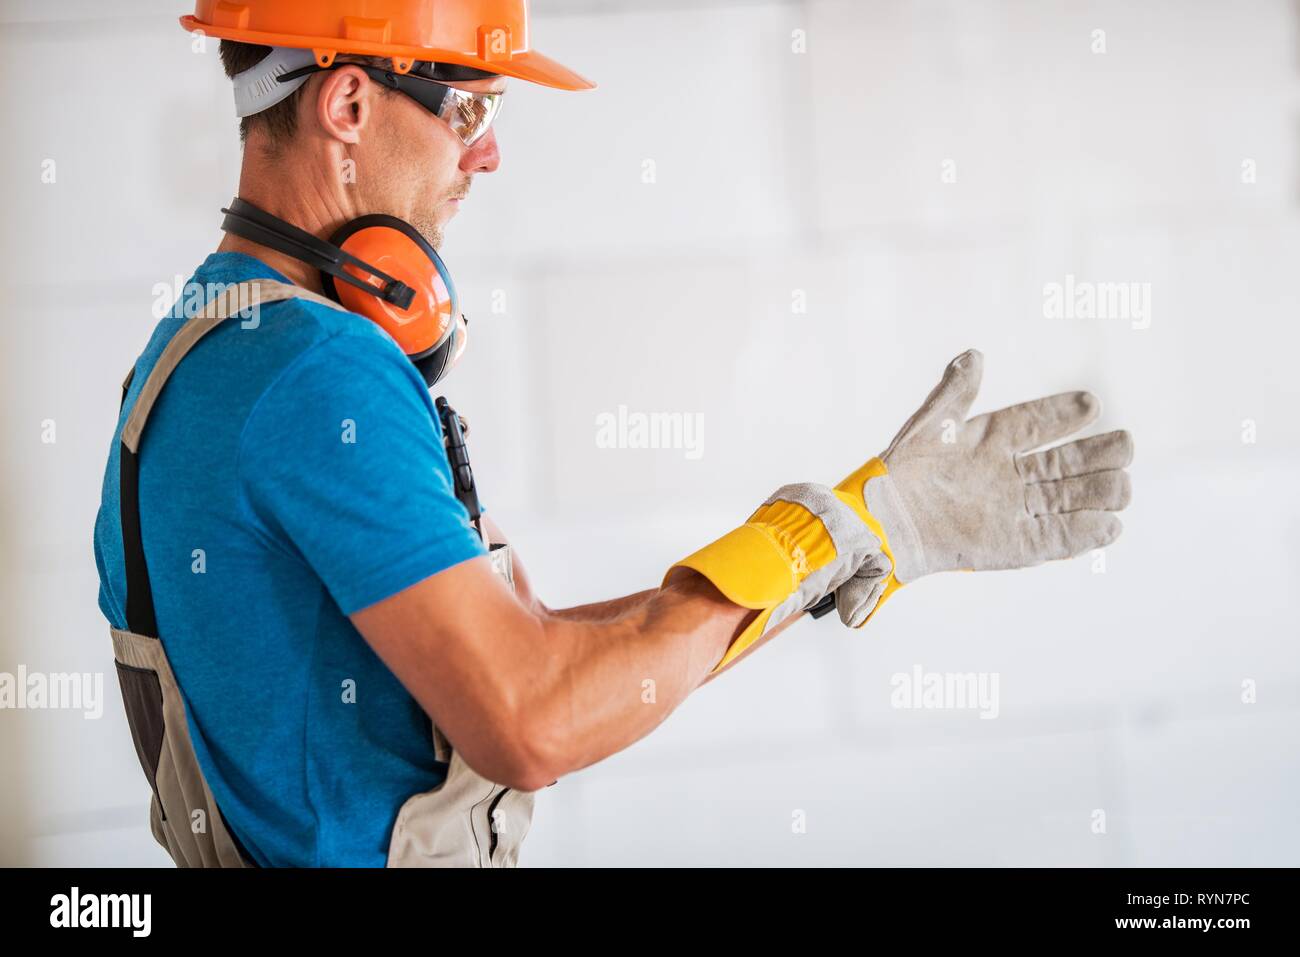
[835,349,1133,625]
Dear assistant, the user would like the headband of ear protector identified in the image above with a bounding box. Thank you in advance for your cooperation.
[219,198,468,388]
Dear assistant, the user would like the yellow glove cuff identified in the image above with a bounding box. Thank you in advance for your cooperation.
[666,499,840,671]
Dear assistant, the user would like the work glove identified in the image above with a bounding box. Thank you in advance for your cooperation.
[833,349,1133,627]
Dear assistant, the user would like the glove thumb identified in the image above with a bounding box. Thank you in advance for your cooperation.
[835,552,894,628]
[885,349,984,456]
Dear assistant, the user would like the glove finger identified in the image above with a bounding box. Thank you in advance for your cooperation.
[969,390,1100,452]
[1016,430,1134,482]
[885,349,984,455]
[1024,470,1132,516]
[1024,511,1123,563]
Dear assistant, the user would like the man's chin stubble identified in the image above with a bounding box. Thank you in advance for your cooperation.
[411,218,445,250]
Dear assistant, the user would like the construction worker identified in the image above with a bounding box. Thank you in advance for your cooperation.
[93,0,1134,868]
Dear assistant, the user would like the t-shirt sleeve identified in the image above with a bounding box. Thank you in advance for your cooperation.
[238,329,485,615]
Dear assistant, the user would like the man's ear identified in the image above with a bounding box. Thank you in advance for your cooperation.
[315,66,372,145]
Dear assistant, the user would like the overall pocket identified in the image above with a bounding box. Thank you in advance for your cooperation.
[114,660,166,818]
[110,627,251,868]
[388,747,537,867]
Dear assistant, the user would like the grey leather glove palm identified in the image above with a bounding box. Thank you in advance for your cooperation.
[835,349,1133,627]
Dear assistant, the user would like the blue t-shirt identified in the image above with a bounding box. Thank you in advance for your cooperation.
[93,252,486,867]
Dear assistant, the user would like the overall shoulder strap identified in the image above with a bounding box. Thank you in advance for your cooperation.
[120,279,346,636]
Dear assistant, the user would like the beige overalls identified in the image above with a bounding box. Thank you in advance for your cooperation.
[110,279,535,867]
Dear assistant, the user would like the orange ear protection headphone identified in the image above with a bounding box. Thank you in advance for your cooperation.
[220,197,468,388]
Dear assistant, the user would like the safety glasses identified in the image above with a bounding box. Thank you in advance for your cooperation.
[279,62,503,147]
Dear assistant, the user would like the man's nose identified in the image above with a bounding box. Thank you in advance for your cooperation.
[460,128,500,174]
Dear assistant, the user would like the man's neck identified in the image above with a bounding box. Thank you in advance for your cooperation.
[217,166,355,297]
[217,231,326,295]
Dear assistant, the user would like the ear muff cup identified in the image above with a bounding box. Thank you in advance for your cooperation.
[409,312,469,389]
[322,215,464,386]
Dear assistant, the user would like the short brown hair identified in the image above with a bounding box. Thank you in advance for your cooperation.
[219,41,392,149]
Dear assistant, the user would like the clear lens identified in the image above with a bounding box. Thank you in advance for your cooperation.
[439,89,502,147]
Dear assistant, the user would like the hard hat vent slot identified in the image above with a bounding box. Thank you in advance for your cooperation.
[342,16,393,45]
[211,1,251,31]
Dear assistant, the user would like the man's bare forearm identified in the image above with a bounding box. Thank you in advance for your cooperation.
[519,572,750,778]
[549,590,804,674]
[544,589,657,623]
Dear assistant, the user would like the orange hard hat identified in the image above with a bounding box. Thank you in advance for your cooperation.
[181,0,594,90]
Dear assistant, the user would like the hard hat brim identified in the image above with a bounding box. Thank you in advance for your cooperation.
[180,15,596,91]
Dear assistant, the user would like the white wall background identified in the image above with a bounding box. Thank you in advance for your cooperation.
[2,0,1298,866]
